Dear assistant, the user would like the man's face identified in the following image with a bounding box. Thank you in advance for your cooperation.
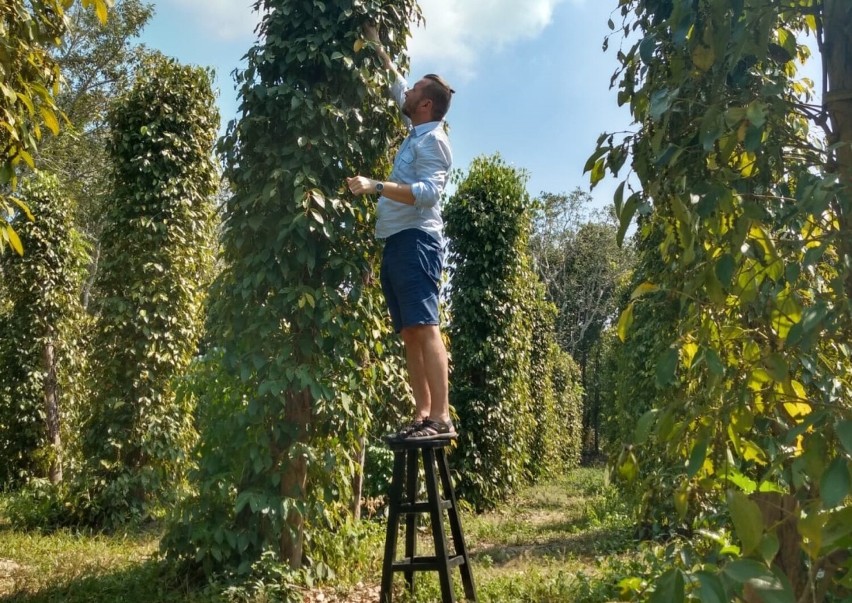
[402,79,430,120]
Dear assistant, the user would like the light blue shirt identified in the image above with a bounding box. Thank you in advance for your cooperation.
[375,76,452,243]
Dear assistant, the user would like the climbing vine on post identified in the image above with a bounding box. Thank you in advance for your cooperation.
[445,154,582,510]
[161,0,418,580]
[0,174,89,487]
[592,0,852,599]
[81,55,219,526]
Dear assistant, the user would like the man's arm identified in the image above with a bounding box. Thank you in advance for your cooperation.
[363,24,401,78]
[346,176,416,205]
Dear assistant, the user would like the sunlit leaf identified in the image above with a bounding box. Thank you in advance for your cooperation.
[631,281,659,299]
[39,106,60,135]
[3,223,24,255]
[617,302,634,342]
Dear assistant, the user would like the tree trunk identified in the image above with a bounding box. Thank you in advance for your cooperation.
[593,344,601,454]
[42,337,62,484]
[742,493,804,601]
[350,435,366,521]
[823,0,852,301]
[279,388,311,569]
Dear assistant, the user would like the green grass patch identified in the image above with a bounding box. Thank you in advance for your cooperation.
[0,466,636,602]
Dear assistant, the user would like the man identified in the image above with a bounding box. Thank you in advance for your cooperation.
[346,26,455,441]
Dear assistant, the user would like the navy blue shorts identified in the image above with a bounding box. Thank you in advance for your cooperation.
[380,229,443,333]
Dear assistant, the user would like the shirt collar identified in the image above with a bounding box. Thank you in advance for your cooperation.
[410,120,442,137]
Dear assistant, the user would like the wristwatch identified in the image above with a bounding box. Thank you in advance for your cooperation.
[375,181,384,195]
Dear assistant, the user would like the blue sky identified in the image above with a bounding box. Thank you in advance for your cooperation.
[139,1,635,206]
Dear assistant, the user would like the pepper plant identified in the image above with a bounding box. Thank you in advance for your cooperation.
[81,54,219,526]
[161,0,417,580]
[592,0,852,599]
[445,154,583,510]
[0,173,89,487]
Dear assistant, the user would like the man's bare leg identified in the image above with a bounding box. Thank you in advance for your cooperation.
[402,327,431,420]
[401,324,449,423]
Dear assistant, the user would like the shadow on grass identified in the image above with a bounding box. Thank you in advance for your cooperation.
[470,524,634,567]
[2,558,217,603]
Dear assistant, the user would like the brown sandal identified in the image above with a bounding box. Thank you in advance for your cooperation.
[388,417,427,441]
[404,418,457,441]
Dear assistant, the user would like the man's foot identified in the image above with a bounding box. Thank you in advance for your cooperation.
[404,418,457,441]
[388,417,427,441]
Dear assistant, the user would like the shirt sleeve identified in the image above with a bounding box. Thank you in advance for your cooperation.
[410,131,452,209]
[390,75,408,111]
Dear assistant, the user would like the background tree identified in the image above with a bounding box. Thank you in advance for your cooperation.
[80,55,219,526]
[0,0,108,255]
[445,154,583,510]
[529,189,634,453]
[38,0,155,306]
[0,174,88,487]
[593,0,852,599]
[161,0,417,580]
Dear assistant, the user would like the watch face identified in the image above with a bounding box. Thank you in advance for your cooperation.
[376,183,384,193]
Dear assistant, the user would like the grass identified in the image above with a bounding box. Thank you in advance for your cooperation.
[0,467,636,602]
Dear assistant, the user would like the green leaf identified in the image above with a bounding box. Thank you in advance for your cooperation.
[634,409,658,445]
[727,490,764,555]
[820,458,851,508]
[639,33,657,65]
[686,438,708,477]
[649,89,678,122]
[715,253,736,285]
[723,559,769,583]
[591,158,605,186]
[699,107,723,150]
[695,571,727,603]
[837,420,852,455]
[617,193,639,246]
[655,348,678,388]
[649,568,685,603]
[613,180,626,216]
[747,570,794,603]
[757,532,780,564]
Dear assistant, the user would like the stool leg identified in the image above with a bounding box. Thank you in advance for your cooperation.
[423,447,456,603]
[404,448,418,593]
[380,449,406,603]
[437,448,477,601]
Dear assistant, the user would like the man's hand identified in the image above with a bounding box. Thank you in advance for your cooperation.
[361,23,395,74]
[347,176,379,196]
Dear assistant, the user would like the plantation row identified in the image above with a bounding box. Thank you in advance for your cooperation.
[2,0,851,601]
[1,1,601,597]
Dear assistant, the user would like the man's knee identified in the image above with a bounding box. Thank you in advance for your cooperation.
[400,324,439,346]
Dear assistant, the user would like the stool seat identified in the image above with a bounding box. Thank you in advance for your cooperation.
[383,434,458,448]
[379,437,477,602]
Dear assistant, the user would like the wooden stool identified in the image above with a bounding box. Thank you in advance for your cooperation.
[379,436,477,602]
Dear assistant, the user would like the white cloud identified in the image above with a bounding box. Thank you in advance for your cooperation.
[171,0,260,41]
[408,0,572,80]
